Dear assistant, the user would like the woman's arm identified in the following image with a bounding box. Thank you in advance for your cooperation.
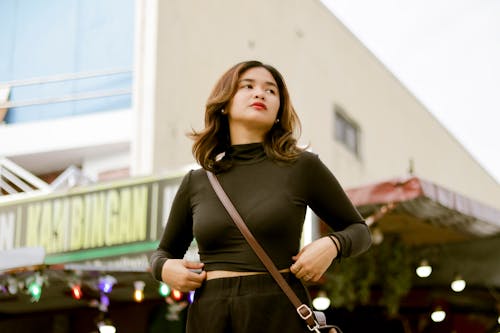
[303,153,372,257]
[149,171,206,290]
[290,154,372,282]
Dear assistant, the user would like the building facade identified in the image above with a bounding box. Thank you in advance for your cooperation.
[1,0,499,332]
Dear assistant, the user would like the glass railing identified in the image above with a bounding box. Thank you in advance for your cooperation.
[0,69,133,124]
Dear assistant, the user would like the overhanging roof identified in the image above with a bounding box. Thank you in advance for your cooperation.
[345,177,500,244]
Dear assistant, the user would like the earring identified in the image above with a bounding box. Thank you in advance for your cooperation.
[221,109,226,114]
[275,118,280,124]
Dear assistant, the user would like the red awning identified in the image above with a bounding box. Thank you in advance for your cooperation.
[345,177,500,240]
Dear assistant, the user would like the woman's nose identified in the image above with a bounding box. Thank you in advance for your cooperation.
[254,88,265,99]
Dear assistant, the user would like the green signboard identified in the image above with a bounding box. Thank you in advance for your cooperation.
[0,173,184,264]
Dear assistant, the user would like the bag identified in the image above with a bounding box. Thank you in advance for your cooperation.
[206,171,342,333]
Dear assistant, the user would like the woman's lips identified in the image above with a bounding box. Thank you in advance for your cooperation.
[251,102,267,110]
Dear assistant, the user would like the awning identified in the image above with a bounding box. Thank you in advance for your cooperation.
[345,177,500,245]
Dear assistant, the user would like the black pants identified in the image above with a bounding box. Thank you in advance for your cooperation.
[186,272,311,332]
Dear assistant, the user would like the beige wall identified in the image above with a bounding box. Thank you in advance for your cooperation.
[134,0,500,209]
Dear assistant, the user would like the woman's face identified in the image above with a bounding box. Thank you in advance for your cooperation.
[226,67,280,141]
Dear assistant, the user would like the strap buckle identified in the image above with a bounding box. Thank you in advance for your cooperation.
[296,304,313,320]
[297,305,321,332]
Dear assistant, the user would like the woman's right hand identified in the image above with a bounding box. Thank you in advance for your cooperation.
[161,259,207,292]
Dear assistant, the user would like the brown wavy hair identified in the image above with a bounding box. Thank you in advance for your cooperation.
[190,60,303,172]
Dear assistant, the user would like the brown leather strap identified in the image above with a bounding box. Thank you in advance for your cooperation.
[207,171,318,329]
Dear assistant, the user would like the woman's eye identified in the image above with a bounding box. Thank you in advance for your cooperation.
[266,89,276,95]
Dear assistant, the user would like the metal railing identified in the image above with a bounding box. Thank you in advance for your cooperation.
[0,158,51,196]
[49,165,93,190]
[0,158,96,202]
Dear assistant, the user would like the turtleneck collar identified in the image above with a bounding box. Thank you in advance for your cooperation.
[225,142,266,164]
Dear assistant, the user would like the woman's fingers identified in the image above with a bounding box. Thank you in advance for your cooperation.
[187,270,206,283]
[291,237,337,282]
[183,259,205,270]
[291,261,312,280]
[178,271,206,292]
[290,262,301,274]
[162,259,206,292]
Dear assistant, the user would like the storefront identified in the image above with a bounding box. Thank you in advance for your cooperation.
[327,176,500,333]
[1,175,499,333]
[0,173,189,333]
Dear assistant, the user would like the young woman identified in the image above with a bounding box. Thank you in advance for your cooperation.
[150,60,371,332]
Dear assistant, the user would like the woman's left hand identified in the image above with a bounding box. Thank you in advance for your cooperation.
[290,236,339,282]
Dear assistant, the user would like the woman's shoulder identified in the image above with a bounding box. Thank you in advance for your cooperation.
[186,167,208,182]
[175,168,204,185]
[174,168,208,194]
[290,150,331,175]
[295,149,320,165]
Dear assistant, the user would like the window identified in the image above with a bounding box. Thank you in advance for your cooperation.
[334,107,360,156]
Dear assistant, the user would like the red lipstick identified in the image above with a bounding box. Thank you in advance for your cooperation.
[251,102,267,110]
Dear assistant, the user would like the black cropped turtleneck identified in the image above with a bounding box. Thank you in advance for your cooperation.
[150,143,371,281]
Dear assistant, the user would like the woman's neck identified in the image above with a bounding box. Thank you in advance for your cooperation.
[229,126,265,145]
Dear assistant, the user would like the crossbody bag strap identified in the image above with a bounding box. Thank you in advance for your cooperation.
[206,171,320,331]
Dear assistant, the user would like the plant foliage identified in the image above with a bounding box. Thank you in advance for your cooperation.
[324,235,413,316]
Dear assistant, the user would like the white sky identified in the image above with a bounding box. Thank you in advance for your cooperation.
[321,0,500,183]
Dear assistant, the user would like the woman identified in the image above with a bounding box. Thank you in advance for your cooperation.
[150,60,372,332]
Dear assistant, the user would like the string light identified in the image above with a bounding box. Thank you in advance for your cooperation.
[70,283,83,300]
[28,282,42,301]
[98,275,117,294]
[133,281,145,302]
[171,289,182,301]
[188,291,195,303]
[431,306,446,322]
[159,282,171,297]
[312,291,331,310]
[7,277,18,295]
[97,320,116,333]
[2,272,204,307]
[27,272,44,302]
[416,260,432,278]
[450,275,466,292]
[1,251,493,328]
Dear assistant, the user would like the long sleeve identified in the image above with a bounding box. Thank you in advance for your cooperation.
[150,171,195,281]
[300,153,372,257]
[150,145,371,274]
